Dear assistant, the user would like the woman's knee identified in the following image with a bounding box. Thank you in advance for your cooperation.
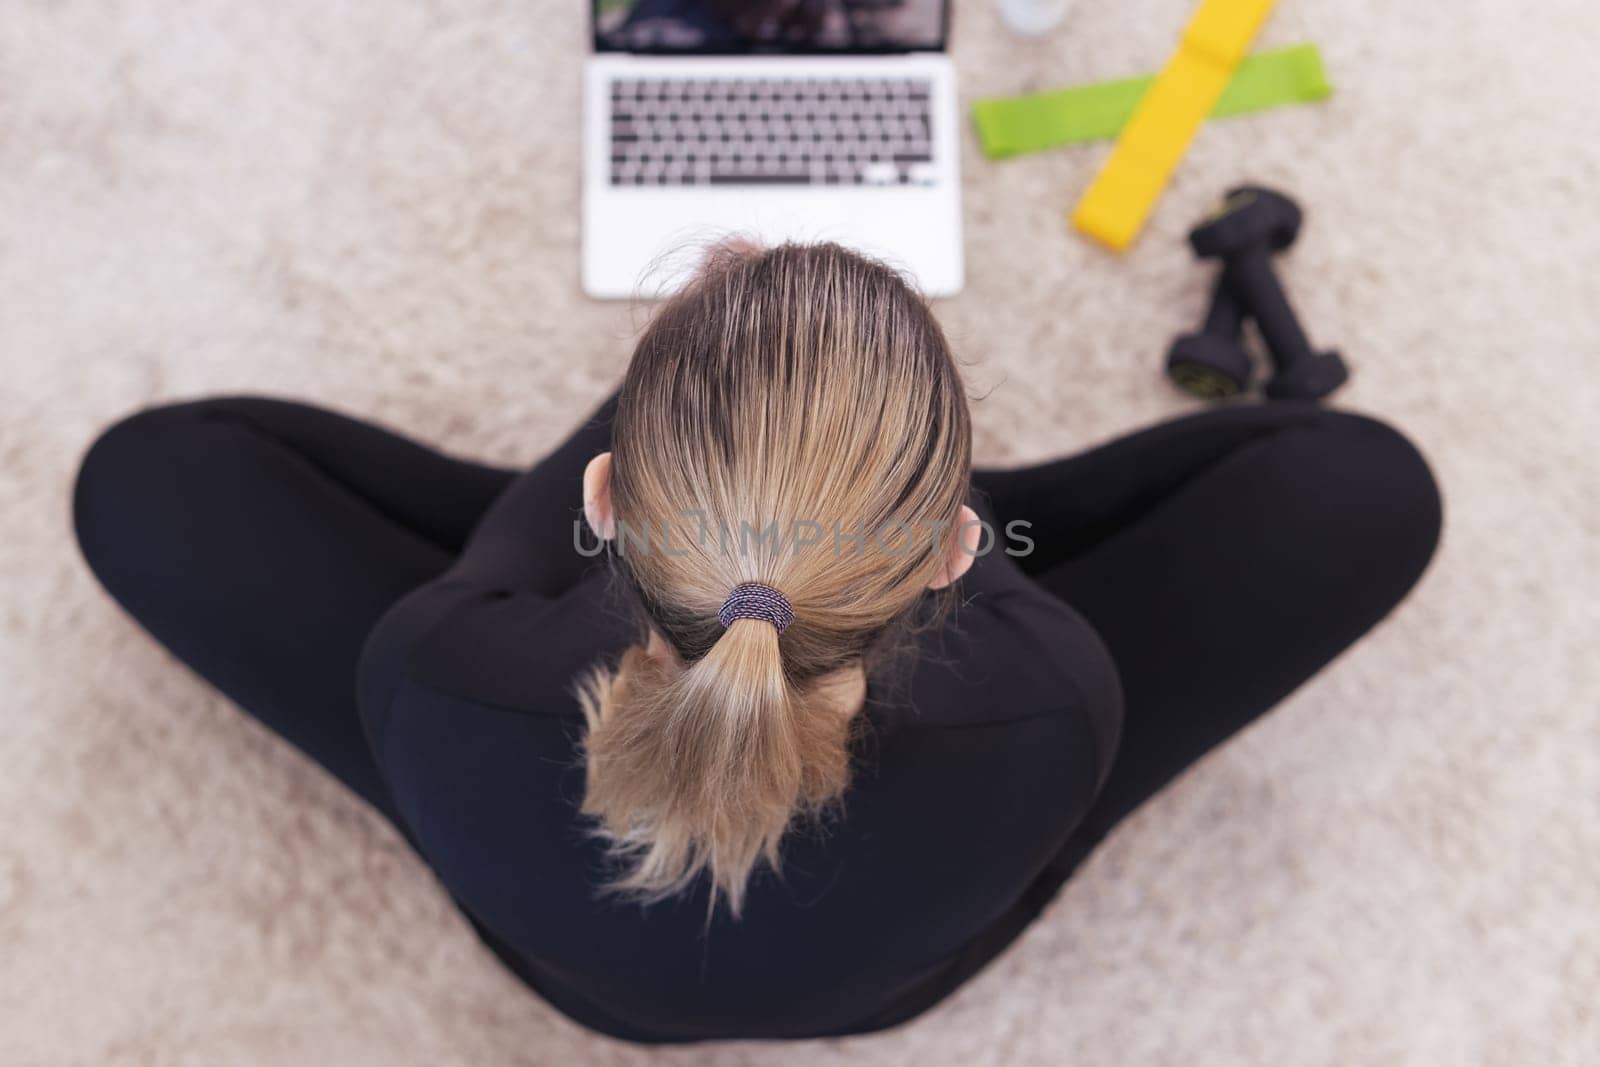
[76,406,177,583]
[1280,410,1444,589]
[73,399,256,593]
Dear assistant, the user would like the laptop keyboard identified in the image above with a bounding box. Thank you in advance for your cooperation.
[608,76,936,187]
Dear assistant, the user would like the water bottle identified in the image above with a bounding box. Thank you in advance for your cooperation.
[997,0,1074,36]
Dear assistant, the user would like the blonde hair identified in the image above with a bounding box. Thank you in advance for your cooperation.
[578,242,972,917]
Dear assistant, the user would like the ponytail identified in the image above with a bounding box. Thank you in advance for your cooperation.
[577,615,854,918]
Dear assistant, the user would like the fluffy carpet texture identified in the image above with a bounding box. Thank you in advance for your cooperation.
[2,1,1595,1064]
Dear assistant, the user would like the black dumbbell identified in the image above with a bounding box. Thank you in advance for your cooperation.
[1166,272,1252,398]
[1190,186,1349,401]
[1166,187,1300,399]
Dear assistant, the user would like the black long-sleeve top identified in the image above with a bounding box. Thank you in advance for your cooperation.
[355,456,1123,1044]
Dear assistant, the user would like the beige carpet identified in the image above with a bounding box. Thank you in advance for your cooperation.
[3,1,1596,1064]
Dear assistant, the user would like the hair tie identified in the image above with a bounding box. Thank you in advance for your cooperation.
[718,582,794,635]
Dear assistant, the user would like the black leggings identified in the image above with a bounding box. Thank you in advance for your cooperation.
[72,394,1442,850]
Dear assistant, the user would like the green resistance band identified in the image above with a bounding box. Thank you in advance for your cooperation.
[973,43,1331,160]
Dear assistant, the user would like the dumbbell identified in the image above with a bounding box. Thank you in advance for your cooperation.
[1189,186,1349,401]
[1166,272,1252,398]
[1166,187,1301,398]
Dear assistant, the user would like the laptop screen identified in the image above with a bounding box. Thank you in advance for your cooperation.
[593,0,949,55]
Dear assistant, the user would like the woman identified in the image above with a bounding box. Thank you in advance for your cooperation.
[73,242,1441,1043]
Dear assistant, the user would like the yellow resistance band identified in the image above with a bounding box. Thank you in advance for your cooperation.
[1072,0,1279,251]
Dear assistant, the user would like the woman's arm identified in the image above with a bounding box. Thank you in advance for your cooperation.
[355,390,621,745]
[449,390,619,595]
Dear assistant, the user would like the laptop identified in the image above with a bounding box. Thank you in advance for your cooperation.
[582,1,963,300]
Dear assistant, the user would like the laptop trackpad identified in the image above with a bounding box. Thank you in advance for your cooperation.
[585,185,960,299]
[600,191,858,296]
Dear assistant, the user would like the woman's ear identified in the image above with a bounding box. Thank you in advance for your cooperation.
[583,452,615,541]
[927,504,983,590]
